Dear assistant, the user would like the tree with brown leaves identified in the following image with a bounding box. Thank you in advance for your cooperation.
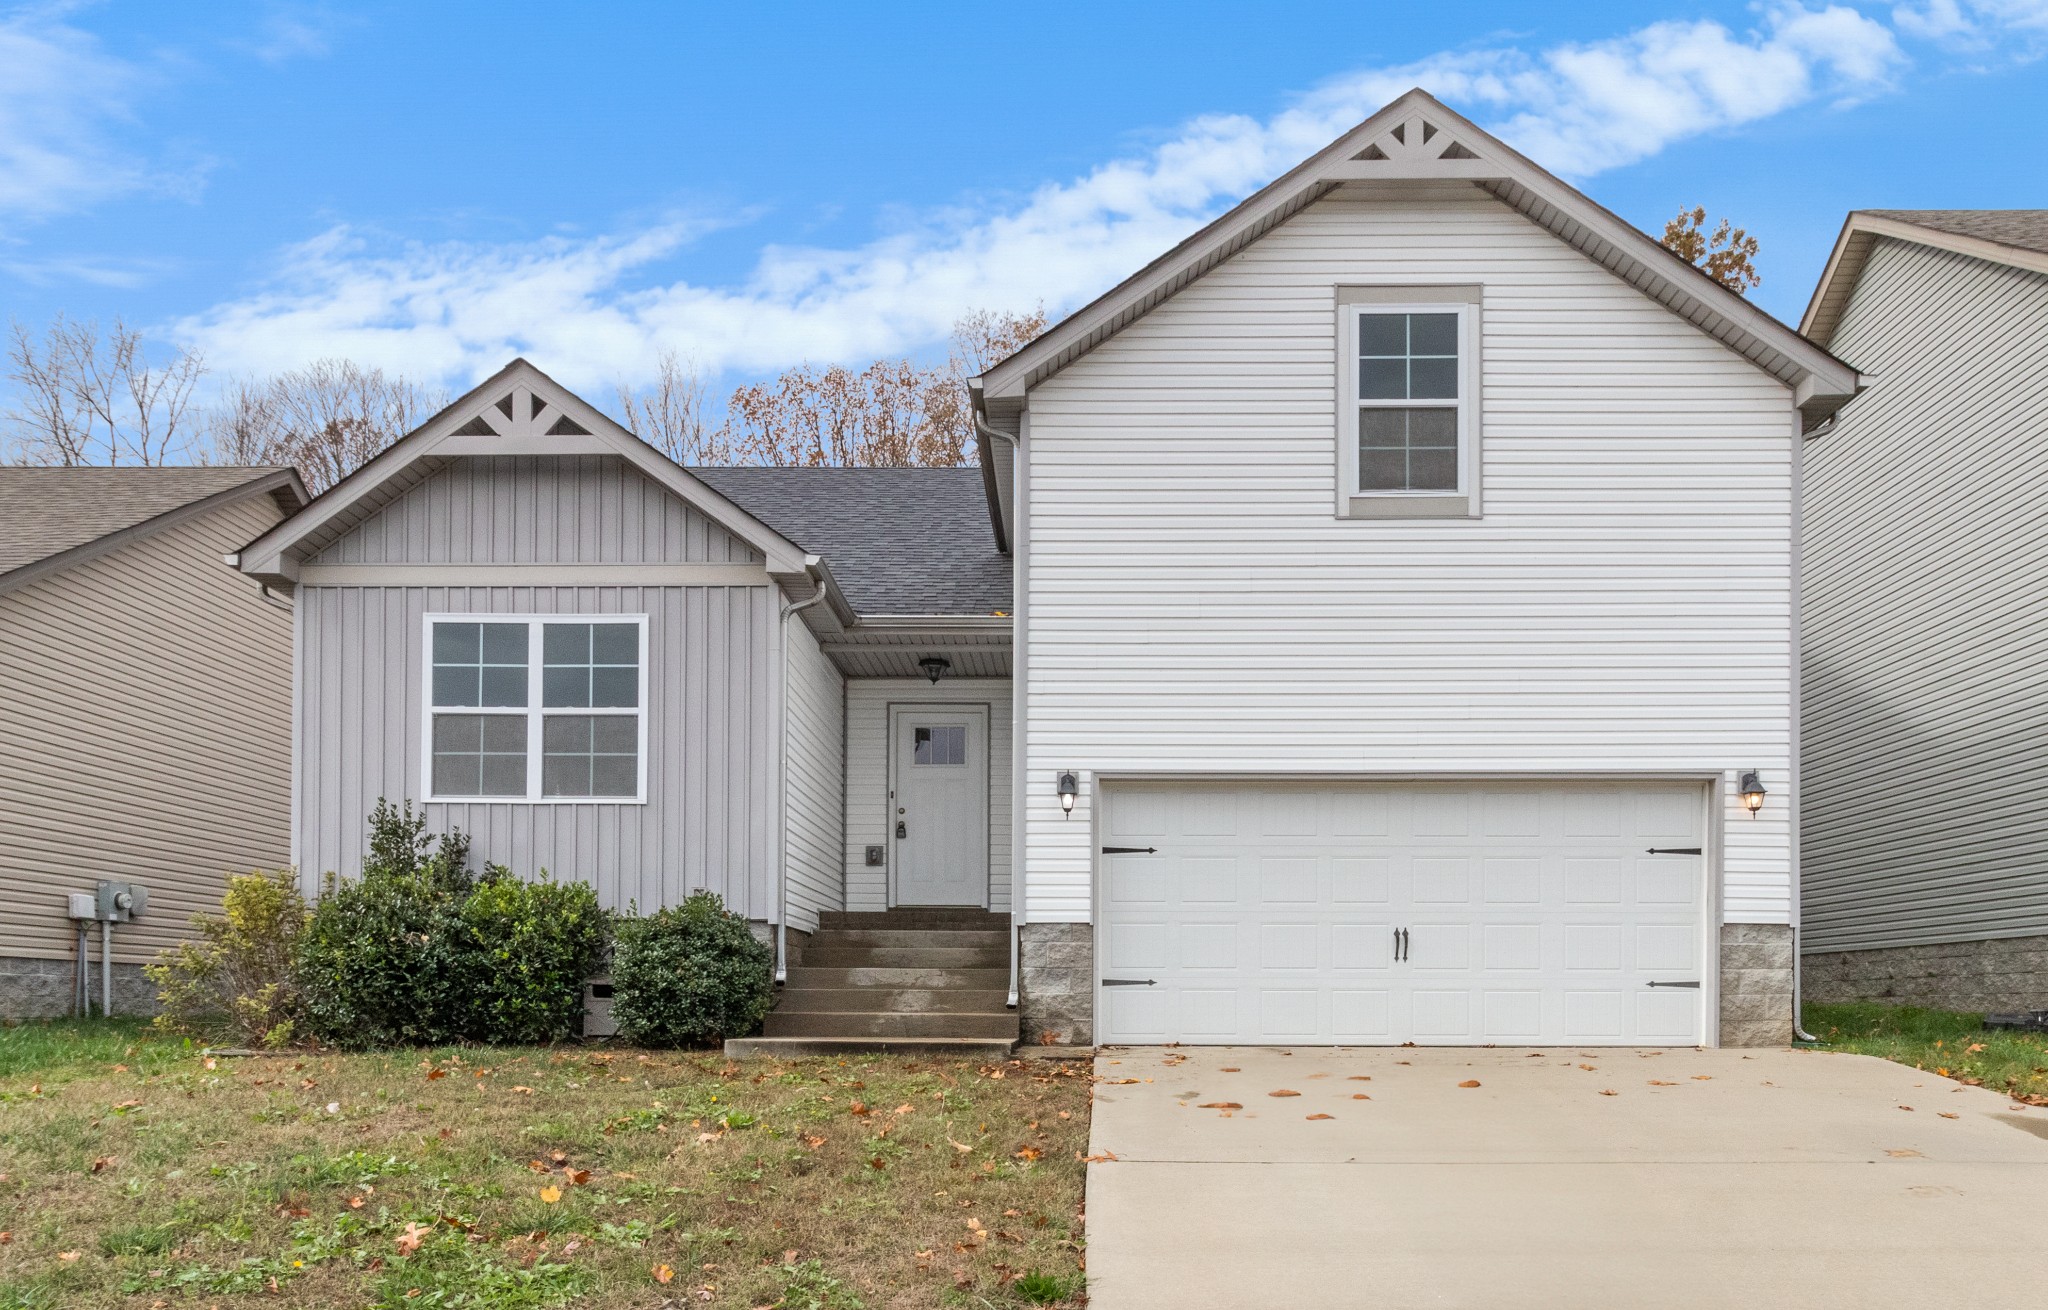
[1661,207,1761,295]
[202,359,444,492]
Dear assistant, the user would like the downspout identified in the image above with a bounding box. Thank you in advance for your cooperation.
[776,558,830,985]
[1789,412,1818,1043]
[975,408,1023,1010]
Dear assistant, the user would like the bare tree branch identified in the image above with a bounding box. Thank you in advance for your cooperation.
[613,349,733,464]
[198,359,445,491]
[4,316,206,465]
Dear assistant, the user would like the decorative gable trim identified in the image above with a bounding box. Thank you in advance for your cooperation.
[980,88,1860,432]
[237,358,815,584]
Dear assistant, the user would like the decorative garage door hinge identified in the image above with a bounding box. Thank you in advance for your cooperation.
[1101,978,1157,987]
[1101,846,1158,854]
[1646,981,1702,988]
[1645,847,1703,855]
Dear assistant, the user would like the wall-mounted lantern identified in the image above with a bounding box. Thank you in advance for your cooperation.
[917,655,951,685]
[1737,769,1767,818]
[1057,770,1079,819]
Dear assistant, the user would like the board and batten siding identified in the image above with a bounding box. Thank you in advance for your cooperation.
[0,496,293,965]
[782,619,846,931]
[296,456,776,919]
[845,679,1013,912]
[1021,181,1796,924]
[312,455,763,565]
[1802,237,2048,953]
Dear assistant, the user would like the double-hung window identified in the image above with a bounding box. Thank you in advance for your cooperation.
[424,615,647,803]
[1337,287,1481,518]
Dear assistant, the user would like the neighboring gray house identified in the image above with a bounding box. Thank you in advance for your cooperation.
[1,466,306,1018]
[1800,210,2048,1011]
[243,89,1862,1051]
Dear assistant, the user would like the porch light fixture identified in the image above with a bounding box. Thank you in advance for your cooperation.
[1737,770,1767,818]
[917,654,951,685]
[1057,771,1079,818]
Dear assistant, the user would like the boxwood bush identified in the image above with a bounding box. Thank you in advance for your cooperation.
[294,800,607,1048]
[609,891,773,1047]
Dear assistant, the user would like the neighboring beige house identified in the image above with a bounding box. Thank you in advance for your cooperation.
[1800,210,2048,1012]
[0,466,306,1018]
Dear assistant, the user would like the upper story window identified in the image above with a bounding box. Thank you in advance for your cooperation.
[424,615,647,803]
[1337,287,1482,519]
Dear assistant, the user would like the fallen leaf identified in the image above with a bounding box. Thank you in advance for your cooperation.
[1885,1149,1923,1158]
[539,1185,562,1204]
[1899,1106,1915,1112]
[426,1069,447,1081]
[89,1155,113,1173]
[1458,1080,1481,1088]
[652,1263,675,1284]
[1101,1078,1139,1085]
[527,1159,550,1173]
[1578,1064,1597,1072]
[1196,1102,1242,1110]
[203,1057,217,1070]
[566,1169,591,1186]
[849,1101,872,1116]
[1347,1076,1372,1082]
[1649,1080,1677,1087]
[1938,1112,1960,1120]
[512,1086,535,1095]
[347,1196,365,1209]
[894,1104,915,1115]
[1219,1067,1240,1072]
[1079,1150,1118,1163]
[1268,1089,1301,1098]
[1352,1094,1371,1100]
[1600,1090,1619,1097]
[57,1251,80,1264]
[113,1099,143,1110]
[1306,1113,1334,1121]
[396,1222,431,1257]
[1692,1075,1712,1081]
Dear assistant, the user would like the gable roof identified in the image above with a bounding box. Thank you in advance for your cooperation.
[977,88,1860,435]
[237,358,816,586]
[0,465,305,596]
[690,466,1010,618]
[1802,210,2048,348]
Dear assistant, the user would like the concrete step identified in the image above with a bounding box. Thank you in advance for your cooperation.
[816,909,1007,930]
[726,1035,1017,1059]
[810,928,1008,950]
[772,986,1012,1015]
[799,946,1006,970]
[764,1010,1020,1040]
[785,966,1010,989]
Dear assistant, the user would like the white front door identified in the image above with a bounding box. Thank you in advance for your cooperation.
[1097,781,1708,1045]
[890,706,990,906]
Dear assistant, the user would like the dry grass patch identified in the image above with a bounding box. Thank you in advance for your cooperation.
[0,1023,1088,1308]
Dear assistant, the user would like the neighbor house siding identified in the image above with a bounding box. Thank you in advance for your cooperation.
[1802,237,2048,953]
[0,495,293,966]
[782,619,846,931]
[845,679,1013,913]
[1021,181,1796,924]
[295,456,777,918]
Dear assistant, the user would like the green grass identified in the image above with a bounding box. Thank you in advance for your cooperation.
[1803,1002,2048,1104]
[0,1042,1090,1308]
[0,1019,185,1081]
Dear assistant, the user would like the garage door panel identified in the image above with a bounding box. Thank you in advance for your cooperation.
[1097,782,1707,1046]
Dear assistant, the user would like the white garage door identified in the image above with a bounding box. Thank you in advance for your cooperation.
[1097,782,1707,1046]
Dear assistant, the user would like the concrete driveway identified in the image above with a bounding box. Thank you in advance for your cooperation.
[1084,1045,2048,1309]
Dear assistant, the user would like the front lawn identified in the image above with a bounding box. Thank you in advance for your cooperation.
[1803,1002,2048,1105]
[0,1022,1089,1309]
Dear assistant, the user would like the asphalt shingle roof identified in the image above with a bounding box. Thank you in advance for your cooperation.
[689,466,1009,617]
[1865,210,2048,258]
[0,466,290,577]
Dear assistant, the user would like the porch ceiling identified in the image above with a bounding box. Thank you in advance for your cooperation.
[819,627,1011,679]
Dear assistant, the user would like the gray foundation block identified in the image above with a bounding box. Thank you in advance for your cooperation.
[1803,934,2048,1013]
[0,954,156,1021]
[1719,923,1794,1047]
[1019,923,1092,1046]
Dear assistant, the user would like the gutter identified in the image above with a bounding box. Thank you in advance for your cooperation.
[975,405,1024,1011]
[775,555,831,985]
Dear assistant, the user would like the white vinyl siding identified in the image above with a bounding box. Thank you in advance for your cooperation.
[844,678,1012,913]
[1021,181,1796,925]
[783,619,846,931]
[1802,237,2048,952]
[0,495,293,965]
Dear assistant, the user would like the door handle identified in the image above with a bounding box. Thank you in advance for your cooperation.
[895,820,907,839]
[1393,927,1409,962]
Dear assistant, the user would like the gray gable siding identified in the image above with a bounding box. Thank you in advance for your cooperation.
[313,455,762,565]
[296,454,775,918]
[1802,237,2048,952]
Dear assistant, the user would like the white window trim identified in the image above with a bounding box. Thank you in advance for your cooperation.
[420,612,650,805]
[1336,286,1483,519]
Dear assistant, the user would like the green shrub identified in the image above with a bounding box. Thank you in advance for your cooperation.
[294,801,609,1049]
[146,869,307,1047]
[462,871,608,1044]
[294,800,478,1049]
[609,892,772,1047]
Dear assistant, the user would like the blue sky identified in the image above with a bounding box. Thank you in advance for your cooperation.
[2,1,2045,403]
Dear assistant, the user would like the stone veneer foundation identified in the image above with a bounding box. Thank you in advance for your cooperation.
[0,954,157,1021]
[1803,934,2048,1013]
[1022,922,1797,1049]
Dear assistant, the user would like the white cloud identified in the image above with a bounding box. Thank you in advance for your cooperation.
[174,5,1914,394]
[0,11,151,218]
[1894,0,2048,44]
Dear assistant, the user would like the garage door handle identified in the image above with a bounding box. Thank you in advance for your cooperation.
[1646,980,1701,988]
[1102,978,1156,987]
